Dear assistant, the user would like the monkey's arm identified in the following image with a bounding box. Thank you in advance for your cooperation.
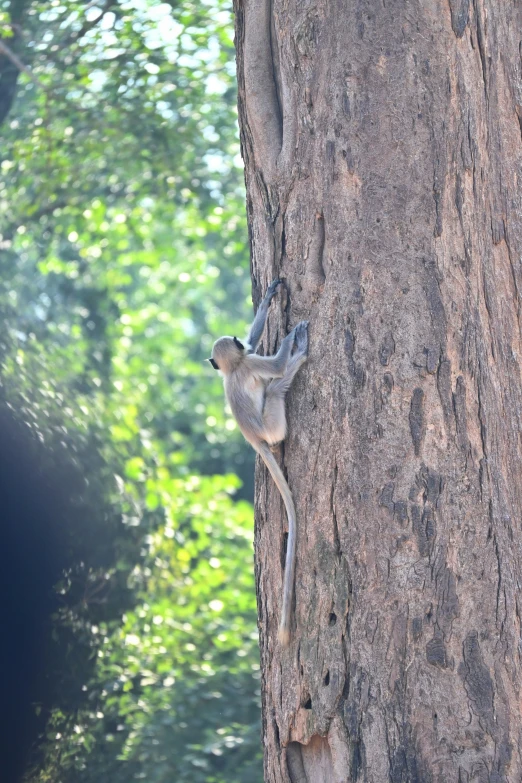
[244,326,296,378]
[246,279,281,351]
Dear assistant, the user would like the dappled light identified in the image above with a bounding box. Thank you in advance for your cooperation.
[0,0,261,780]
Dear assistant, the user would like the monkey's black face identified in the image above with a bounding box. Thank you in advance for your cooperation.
[208,358,219,370]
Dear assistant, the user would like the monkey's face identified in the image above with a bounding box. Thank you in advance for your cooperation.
[209,336,245,373]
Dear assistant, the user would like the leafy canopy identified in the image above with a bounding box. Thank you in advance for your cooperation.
[0,0,263,779]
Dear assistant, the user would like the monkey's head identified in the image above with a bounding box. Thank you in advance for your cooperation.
[209,336,246,373]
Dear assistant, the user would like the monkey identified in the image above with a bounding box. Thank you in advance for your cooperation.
[208,279,309,645]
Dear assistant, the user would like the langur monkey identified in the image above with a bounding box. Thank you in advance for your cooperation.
[208,279,309,645]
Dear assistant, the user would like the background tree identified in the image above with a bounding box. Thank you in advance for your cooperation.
[0,1,264,780]
[235,0,522,779]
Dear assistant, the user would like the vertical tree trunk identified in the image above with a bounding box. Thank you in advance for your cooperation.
[235,0,522,780]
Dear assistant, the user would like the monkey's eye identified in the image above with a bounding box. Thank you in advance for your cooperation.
[233,336,244,350]
[208,358,219,370]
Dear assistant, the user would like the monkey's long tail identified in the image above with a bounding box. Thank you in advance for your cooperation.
[255,441,296,646]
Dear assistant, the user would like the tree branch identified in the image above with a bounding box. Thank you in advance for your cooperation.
[0,38,43,88]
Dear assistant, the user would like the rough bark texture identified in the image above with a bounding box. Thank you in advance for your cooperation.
[234,0,522,780]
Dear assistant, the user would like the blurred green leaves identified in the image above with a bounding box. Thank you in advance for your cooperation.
[32,473,260,783]
[0,0,262,779]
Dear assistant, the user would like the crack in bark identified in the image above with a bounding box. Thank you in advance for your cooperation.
[330,461,341,561]
[448,0,470,38]
[452,375,470,453]
[503,226,521,330]
[409,388,425,457]
[378,331,395,367]
[492,532,502,625]
[269,0,283,139]
[243,0,283,178]
[437,357,454,435]
[476,371,488,460]
[454,171,472,269]
[433,169,444,237]
[472,0,489,100]
[344,324,366,394]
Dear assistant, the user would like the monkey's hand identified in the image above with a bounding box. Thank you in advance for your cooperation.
[247,280,283,351]
[265,278,282,301]
[294,320,309,355]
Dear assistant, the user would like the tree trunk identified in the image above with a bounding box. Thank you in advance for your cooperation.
[234,0,522,779]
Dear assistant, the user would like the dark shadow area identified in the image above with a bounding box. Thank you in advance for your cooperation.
[0,404,129,783]
[0,409,68,783]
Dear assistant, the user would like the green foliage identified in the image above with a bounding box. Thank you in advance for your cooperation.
[29,475,260,783]
[0,0,262,779]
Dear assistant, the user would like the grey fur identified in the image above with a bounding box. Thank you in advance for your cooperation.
[210,280,309,645]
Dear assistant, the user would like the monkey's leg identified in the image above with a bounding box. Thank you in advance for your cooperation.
[269,352,306,396]
[262,386,287,445]
[262,353,306,444]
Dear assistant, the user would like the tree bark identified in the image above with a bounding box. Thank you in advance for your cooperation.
[234,0,522,780]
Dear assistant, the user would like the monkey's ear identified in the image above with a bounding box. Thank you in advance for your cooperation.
[233,337,244,350]
[208,358,219,370]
